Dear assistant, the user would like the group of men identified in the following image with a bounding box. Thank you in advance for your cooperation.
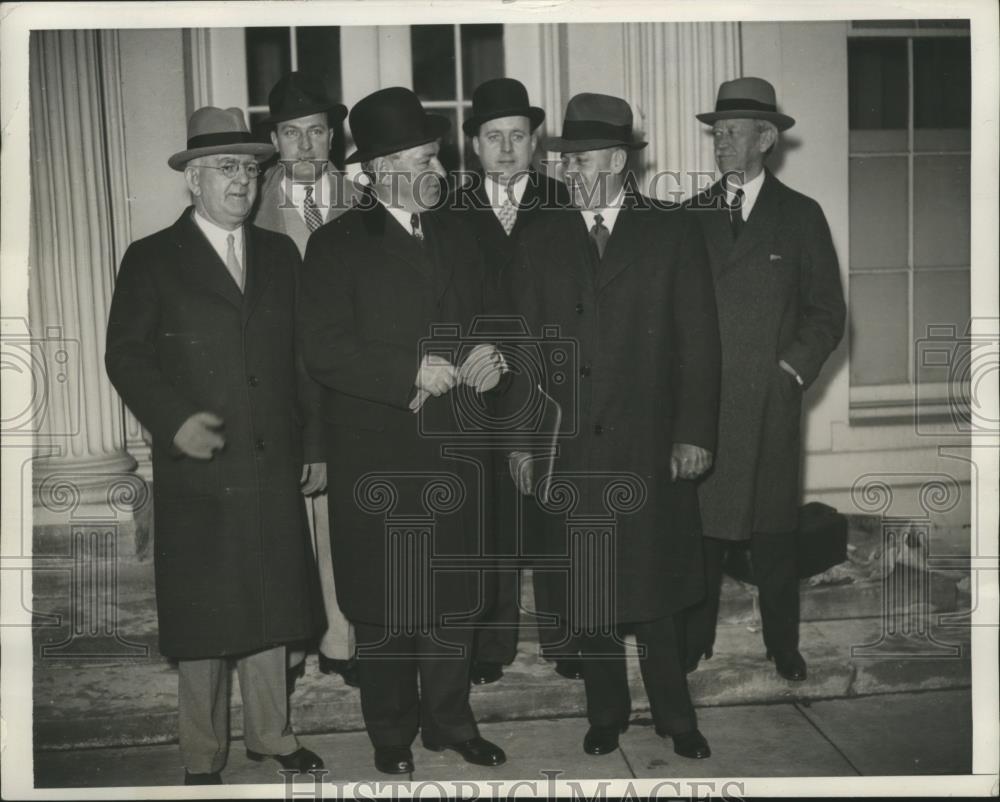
[105,70,845,785]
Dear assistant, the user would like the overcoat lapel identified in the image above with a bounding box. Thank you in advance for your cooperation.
[242,225,273,322]
[725,169,781,267]
[596,203,645,290]
[565,211,599,293]
[360,198,434,282]
[421,213,455,305]
[174,210,243,310]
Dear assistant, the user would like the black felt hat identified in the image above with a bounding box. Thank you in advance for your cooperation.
[462,78,545,137]
[262,71,348,126]
[345,87,450,164]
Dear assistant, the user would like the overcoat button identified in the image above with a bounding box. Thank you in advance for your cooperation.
[593,424,603,435]
[255,438,265,451]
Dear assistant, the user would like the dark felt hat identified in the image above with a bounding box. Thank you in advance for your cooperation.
[545,93,647,153]
[696,77,795,131]
[345,87,450,164]
[462,78,545,137]
[262,71,348,126]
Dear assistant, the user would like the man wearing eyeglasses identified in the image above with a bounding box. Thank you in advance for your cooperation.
[106,106,326,785]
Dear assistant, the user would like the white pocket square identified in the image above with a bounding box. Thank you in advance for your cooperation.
[769,253,782,262]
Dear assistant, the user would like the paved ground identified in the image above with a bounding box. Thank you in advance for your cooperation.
[34,688,971,789]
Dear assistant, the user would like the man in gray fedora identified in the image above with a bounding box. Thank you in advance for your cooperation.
[105,106,326,784]
[682,77,846,682]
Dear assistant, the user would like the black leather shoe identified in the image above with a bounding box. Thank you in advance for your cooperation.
[318,654,361,688]
[470,661,503,685]
[184,771,222,785]
[424,736,506,766]
[286,660,306,696]
[554,657,584,680]
[669,729,712,759]
[374,746,414,775]
[583,723,628,755]
[767,649,807,681]
[246,746,324,772]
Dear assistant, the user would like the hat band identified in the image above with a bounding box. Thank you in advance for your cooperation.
[186,131,257,150]
[714,98,778,114]
[561,119,632,142]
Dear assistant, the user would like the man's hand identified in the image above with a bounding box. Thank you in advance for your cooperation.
[300,462,327,495]
[410,354,459,412]
[458,343,506,392]
[508,450,534,496]
[670,443,713,481]
[172,411,226,460]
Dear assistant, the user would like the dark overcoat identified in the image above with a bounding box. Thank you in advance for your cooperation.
[300,199,494,627]
[508,193,721,624]
[105,208,325,660]
[688,170,846,541]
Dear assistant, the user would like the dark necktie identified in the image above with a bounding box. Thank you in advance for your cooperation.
[303,184,324,233]
[728,188,745,240]
[410,212,424,245]
[589,213,610,260]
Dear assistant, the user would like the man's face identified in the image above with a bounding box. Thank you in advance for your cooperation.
[270,112,333,182]
[561,147,625,210]
[712,118,770,181]
[379,141,446,212]
[186,154,258,229]
[472,115,536,186]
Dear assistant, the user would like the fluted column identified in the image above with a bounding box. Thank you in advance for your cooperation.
[29,30,139,510]
[623,22,741,200]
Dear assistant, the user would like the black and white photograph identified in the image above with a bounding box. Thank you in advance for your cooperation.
[0,0,997,798]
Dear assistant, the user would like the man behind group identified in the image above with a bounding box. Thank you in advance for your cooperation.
[252,70,360,694]
[506,93,721,760]
[105,107,325,784]
[682,77,846,682]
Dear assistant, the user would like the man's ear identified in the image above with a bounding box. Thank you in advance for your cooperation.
[757,124,778,154]
[269,129,279,150]
[610,147,628,176]
[184,165,201,196]
[471,136,482,158]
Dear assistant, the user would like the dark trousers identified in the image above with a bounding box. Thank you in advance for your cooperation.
[681,533,799,662]
[354,622,479,748]
[580,615,696,736]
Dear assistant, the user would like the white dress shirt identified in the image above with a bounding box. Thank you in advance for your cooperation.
[724,168,765,222]
[376,197,421,237]
[192,209,244,270]
[579,185,626,234]
[484,173,529,223]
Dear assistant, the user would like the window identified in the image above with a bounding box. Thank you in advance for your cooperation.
[847,22,970,418]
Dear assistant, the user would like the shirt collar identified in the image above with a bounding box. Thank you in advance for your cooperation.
[289,171,330,208]
[579,185,626,235]
[376,196,421,237]
[483,172,529,210]
[725,168,766,215]
[192,209,244,259]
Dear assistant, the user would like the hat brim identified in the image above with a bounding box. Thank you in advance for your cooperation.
[262,102,349,126]
[344,113,451,165]
[544,137,648,154]
[696,110,795,131]
[168,142,276,171]
[462,106,546,137]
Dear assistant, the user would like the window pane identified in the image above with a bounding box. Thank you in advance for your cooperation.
[915,19,970,29]
[913,38,970,130]
[460,24,504,100]
[435,107,461,174]
[849,129,908,153]
[850,272,910,385]
[246,27,291,108]
[914,270,970,383]
[849,156,908,269]
[412,25,456,101]
[295,27,342,102]
[851,20,918,29]
[461,107,483,173]
[913,155,970,267]
[848,39,907,130]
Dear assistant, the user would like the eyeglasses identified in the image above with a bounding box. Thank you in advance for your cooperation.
[199,161,261,179]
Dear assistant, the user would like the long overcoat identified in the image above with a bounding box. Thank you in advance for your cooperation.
[300,199,494,628]
[105,208,325,660]
[688,170,846,541]
[508,193,721,625]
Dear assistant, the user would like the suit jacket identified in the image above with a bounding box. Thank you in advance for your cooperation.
[508,192,721,623]
[688,169,846,540]
[105,208,324,659]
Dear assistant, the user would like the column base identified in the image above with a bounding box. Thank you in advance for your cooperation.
[32,450,147,526]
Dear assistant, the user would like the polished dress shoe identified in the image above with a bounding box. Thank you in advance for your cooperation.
[661,728,711,759]
[374,746,414,775]
[583,723,628,755]
[318,654,361,688]
[554,657,584,680]
[767,649,807,681]
[286,660,306,696]
[246,746,324,772]
[470,661,503,685]
[184,770,222,785]
[423,736,506,766]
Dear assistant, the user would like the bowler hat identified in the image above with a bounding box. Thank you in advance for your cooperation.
[462,78,545,137]
[696,77,795,131]
[167,106,275,171]
[262,71,348,126]
[345,87,450,165]
[545,93,647,153]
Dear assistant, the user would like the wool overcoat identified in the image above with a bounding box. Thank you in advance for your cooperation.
[105,208,325,660]
[507,193,721,625]
[687,170,846,541]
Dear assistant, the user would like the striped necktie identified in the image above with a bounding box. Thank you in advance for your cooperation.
[303,184,324,233]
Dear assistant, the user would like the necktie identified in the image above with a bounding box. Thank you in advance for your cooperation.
[303,184,324,233]
[728,188,745,240]
[225,233,244,292]
[498,198,517,236]
[410,212,424,243]
[589,213,610,260]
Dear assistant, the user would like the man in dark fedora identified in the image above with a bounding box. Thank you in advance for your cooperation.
[105,106,326,784]
[681,77,845,683]
[252,70,359,695]
[451,77,577,687]
[300,87,507,775]
[505,92,721,759]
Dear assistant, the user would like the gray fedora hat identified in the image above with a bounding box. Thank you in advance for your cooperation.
[168,106,275,171]
[696,77,795,131]
[546,93,647,153]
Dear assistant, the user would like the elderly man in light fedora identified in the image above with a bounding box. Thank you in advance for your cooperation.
[106,106,326,784]
[681,77,846,683]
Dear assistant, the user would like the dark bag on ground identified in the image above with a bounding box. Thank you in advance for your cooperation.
[723,502,849,584]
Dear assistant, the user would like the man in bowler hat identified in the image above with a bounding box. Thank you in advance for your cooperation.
[506,93,721,759]
[300,87,507,775]
[681,77,846,682]
[105,106,325,784]
[252,71,360,694]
